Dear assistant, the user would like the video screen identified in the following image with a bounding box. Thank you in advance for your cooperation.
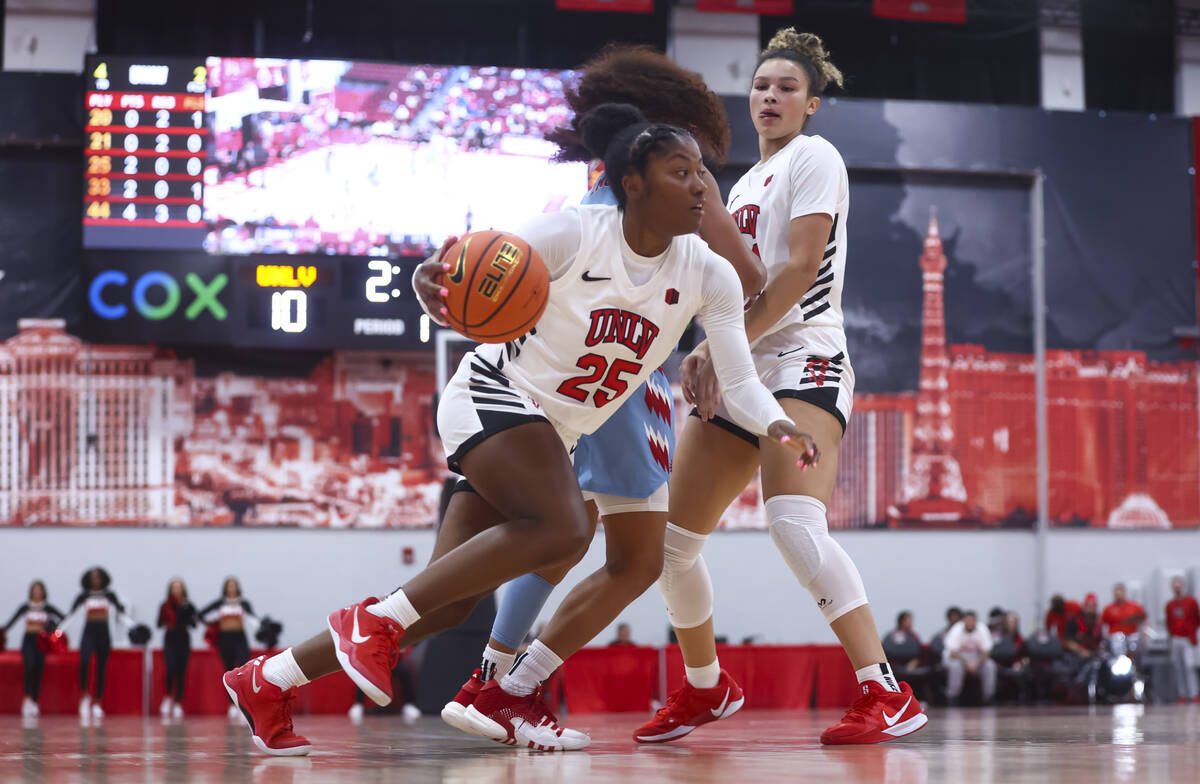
[202,58,587,257]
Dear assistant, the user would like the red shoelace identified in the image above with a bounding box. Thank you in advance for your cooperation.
[651,685,690,722]
[836,690,879,725]
[271,688,298,733]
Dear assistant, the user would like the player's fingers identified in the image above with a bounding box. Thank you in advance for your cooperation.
[434,235,459,264]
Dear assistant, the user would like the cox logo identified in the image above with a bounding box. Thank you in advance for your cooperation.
[89,270,228,321]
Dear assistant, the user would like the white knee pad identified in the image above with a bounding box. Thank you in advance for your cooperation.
[657,522,713,630]
[766,495,868,623]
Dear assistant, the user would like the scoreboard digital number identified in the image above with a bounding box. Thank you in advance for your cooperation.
[83,56,208,250]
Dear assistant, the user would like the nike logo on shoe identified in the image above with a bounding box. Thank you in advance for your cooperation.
[251,669,263,694]
[882,697,911,726]
[581,270,611,282]
[777,346,805,357]
[350,609,371,644]
[710,688,730,717]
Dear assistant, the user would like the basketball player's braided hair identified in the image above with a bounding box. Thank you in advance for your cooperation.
[757,27,844,96]
[578,103,691,210]
[547,43,729,165]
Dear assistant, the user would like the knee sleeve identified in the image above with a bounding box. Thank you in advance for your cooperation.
[766,495,868,624]
[657,522,713,630]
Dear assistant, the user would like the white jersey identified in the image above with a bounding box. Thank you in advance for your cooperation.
[470,204,787,439]
[727,133,849,343]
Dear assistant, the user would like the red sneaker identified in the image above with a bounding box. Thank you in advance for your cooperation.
[633,669,744,743]
[327,597,403,706]
[441,668,487,735]
[463,680,590,751]
[222,656,312,757]
[820,681,928,745]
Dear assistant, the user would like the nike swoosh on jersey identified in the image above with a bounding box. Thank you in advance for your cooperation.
[710,688,730,717]
[777,346,805,357]
[581,270,612,282]
[350,609,371,644]
[883,696,912,726]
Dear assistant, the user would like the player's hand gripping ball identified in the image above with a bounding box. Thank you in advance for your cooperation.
[439,230,549,343]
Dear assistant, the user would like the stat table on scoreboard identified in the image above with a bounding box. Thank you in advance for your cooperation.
[83,58,208,250]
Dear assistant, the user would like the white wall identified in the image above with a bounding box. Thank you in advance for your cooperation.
[668,6,759,97]
[5,526,1195,650]
[3,4,93,73]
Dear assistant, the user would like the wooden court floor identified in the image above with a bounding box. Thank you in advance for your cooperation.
[2,705,1198,783]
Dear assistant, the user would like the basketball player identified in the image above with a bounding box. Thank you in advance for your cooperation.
[222,103,817,755]
[633,29,927,746]
[437,43,767,738]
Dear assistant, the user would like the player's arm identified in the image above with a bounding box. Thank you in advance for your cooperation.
[697,169,766,300]
[741,212,832,345]
[697,256,818,468]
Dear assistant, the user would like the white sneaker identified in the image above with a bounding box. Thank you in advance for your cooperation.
[464,682,590,752]
[79,695,92,722]
[227,703,241,721]
[91,702,105,720]
[172,703,183,719]
[160,697,173,716]
[402,703,421,722]
[348,702,364,722]
[21,697,37,718]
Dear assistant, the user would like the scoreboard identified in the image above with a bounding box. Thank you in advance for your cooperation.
[81,55,438,350]
[83,57,209,251]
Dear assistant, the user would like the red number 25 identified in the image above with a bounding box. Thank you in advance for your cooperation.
[557,353,642,408]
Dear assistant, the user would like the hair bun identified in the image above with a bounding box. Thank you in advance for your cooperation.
[763,27,844,91]
[578,102,648,160]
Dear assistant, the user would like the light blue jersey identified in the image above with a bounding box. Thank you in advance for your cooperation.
[572,174,674,497]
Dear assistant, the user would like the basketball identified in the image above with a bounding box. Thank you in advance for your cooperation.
[441,230,550,343]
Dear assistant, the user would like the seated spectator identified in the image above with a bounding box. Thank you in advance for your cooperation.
[1064,594,1103,658]
[608,622,635,646]
[991,611,1029,703]
[987,607,1006,639]
[1101,583,1146,637]
[928,605,963,662]
[1045,593,1081,639]
[1065,593,1105,701]
[1023,626,1069,703]
[944,610,997,705]
[883,610,929,701]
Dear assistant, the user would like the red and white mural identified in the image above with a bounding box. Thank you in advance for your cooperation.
[0,321,442,528]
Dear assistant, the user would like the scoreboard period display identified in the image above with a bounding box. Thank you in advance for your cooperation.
[82,55,436,350]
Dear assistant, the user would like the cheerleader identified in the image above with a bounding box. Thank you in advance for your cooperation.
[157,578,197,718]
[200,577,259,720]
[63,567,133,721]
[3,580,65,718]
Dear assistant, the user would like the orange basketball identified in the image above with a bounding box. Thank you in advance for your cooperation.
[442,230,549,343]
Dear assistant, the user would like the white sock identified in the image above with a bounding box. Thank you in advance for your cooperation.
[481,645,516,683]
[856,662,901,693]
[499,640,563,697]
[685,659,721,689]
[261,649,310,691]
[367,589,420,628]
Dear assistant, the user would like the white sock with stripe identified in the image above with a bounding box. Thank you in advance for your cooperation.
[500,640,563,697]
[855,661,901,693]
[481,645,516,683]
